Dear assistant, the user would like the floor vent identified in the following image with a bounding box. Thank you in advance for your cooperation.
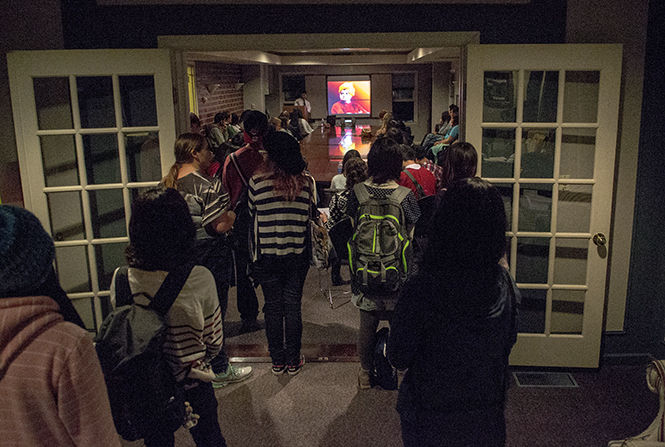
[513,372,578,388]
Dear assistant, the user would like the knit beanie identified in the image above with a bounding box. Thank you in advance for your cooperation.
[0,205,55,297]
[264,130,307,175]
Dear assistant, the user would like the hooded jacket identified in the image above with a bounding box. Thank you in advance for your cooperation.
[0,296,120,447]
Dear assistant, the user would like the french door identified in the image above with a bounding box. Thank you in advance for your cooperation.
[466,44,622,367]
[8,49,176,331]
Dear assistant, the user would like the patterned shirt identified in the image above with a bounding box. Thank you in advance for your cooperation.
[248,173,315,258]
[422,160,444,191]
[176,171,230,240]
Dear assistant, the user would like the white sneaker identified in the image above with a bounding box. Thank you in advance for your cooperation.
[212,365,253,388]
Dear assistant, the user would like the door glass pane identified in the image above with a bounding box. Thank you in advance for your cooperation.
[120,76,158,127]
[95,243,127,290]
[518,288,546,333]
[521,128,555,178]
[561,128,596,179]
[125,132,161,182]
[40,135,79,187]
[481,128,515,178]
[563,71,599,123]
[34,77,73,130]
[71,298,96,331]
[554,238,588,284]
[523,71,558,122]
[519,184,552,232]
[516,237,549,284]
[83,134,120,184]
[557,184,592,233]
[494,183,513,229]
[89,189,126,238]
[47,191,85,241]
[551,289,584,334]
[483,71,517,122]
[77,76,115,128]
[55,245,91,293]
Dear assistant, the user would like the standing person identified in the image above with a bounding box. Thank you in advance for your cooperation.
[0,205,121,447]
[326,157,368,286]
[399,144,437,199]
[343,137,420,389]
[162,132,253,388]
[331,82,370,114]
[113,188,227,447]
[389,178,520,447]
[248,131,315,376]
[221,110,269,333]
[294,90,312,118]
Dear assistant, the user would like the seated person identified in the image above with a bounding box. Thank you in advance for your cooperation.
[330,149,362,191]
[421,110,451,150]
[331,82,370,115]
[399,144,436,199]
[430,114,460,162]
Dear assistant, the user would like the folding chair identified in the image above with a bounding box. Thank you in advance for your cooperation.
[320,216,354,308]
[608,359,665,446]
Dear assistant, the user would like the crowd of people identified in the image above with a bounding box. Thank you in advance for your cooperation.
[0,106,519,447]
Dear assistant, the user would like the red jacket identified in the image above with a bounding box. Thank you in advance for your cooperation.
[221,144,266,209]
[399,164,436,199]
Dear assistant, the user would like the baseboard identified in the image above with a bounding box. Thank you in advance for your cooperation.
[601,352,657,365]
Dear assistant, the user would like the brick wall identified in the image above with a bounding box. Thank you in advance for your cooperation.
[195,61,244,125]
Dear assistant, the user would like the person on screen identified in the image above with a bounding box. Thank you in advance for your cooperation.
[331,82,369,115]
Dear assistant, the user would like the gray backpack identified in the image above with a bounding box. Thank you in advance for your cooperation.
[348,184,412,295]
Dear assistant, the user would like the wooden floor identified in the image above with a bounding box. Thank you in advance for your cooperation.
[300,125,375,182]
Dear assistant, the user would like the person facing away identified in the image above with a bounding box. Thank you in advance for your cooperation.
[248,130,317,376]
[330,149,362,191]
[414,144,444,192]
[331,82,369,114]
[109,188,227,447]
[389,177,520,447]
[221,110,269,333]
[398,144,437,199]
[341,136,421,389]
[0,205,121,447]
[161,132,253,388]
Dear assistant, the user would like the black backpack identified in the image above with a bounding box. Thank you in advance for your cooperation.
[94,264,193,441]
[371,327,398,390]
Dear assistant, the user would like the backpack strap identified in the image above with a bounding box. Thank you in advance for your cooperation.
[402,169,424,199]
[353,182,371,205]
[389,185,412,205]
[149,263,195,317]
[114,266,134,307]
[229,152,248,188]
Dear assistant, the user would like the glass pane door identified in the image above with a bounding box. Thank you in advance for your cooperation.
[8,49,176,331]
[466,44,622,367]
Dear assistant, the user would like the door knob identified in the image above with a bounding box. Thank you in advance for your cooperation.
[593,233,607,247]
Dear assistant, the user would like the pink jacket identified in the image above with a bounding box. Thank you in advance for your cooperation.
[0,296,120,446]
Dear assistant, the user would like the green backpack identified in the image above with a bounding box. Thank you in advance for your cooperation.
[348,183,412,295]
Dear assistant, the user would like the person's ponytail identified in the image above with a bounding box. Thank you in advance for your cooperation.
[161,163,179,189]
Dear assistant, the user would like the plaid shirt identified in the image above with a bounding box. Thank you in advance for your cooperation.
[422,161,444,191]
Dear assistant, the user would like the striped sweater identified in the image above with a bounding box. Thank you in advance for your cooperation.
[110,265,223,382]
[248,173,315,259]
[0,296,121,446]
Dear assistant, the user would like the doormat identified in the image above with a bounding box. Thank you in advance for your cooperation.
[513,372,578,388]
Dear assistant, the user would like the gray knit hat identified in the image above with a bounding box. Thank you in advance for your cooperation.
[0,205,55,297]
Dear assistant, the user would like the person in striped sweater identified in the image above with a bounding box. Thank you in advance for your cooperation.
[112,188,227,447]
[0,205,121,447]
[248,130,318,376]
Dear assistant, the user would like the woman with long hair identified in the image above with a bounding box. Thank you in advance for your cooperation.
[389,178,520,447]
[343,136,421,389]
[329,149,362,191]
[248,130,316,376]
[162,132,253,388]
[375,111,393,137]
[118,188,227,447]
[438,141,478,190]
[430,113,460,161]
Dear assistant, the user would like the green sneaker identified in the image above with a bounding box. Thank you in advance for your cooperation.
[212,364,253,389]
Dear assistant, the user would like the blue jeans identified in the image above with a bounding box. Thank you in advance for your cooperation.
[254,253,309,365]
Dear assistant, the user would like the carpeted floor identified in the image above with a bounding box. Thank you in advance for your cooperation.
[119,362,658,447]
